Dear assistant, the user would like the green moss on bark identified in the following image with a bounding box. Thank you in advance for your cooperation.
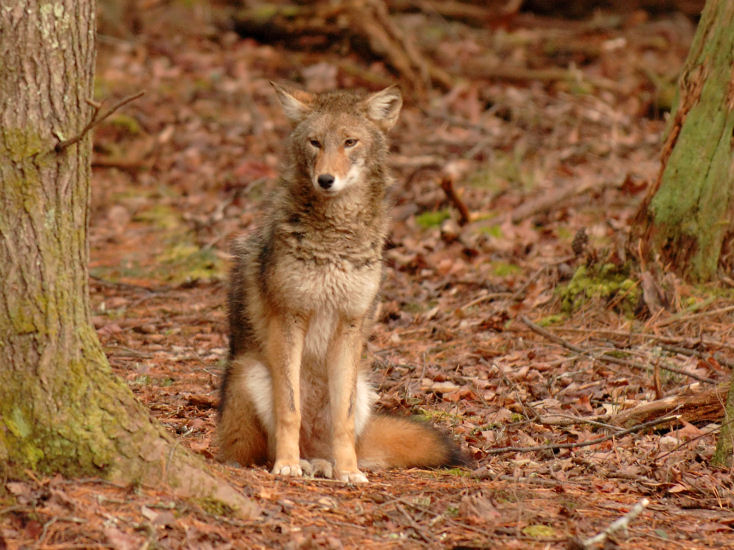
[712,379,734,468]
[0,1,258,517]
[634,0,734,282]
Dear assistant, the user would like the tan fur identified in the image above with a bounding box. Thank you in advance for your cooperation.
[218,83,465,483]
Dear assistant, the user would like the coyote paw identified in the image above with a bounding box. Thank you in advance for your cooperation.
[335,469,369,484]
[300,458,334,479]
[271,461,303,477]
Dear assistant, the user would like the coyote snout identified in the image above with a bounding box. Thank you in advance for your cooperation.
[308,133,365,195]
[217,82,467,484]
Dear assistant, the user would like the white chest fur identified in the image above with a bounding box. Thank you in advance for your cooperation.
[273,254,381,321]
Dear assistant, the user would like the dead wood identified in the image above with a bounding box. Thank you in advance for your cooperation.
[440,176,471,226]
[486,415,678,455]
[231,0,453,94]
[570,497,650,550]
[520,316,717,384]
[463,178,606,236]
[386,0,521,26]
[611,382,730,429]
[463,63,624,93]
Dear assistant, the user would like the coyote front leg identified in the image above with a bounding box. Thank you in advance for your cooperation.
[267,312,307,477]
[327,317,368,483]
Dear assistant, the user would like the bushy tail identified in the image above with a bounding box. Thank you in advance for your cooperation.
[356,415,469,470]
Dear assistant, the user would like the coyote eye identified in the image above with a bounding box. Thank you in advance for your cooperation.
[344,138,358,148]
[309,139,321,148]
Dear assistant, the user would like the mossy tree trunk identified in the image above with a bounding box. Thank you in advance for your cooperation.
[0,0,256,516]
[631,0,734,282]
[629,0,734,468]
[711,383,734,468]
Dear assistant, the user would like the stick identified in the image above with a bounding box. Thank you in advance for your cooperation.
[610,382,729,429]
[577,498,650,549]
[440,176,471,225]
[463,178,606,234]
[485,415,678,455]
[660,343,734,370]
[395,504,433,544]
[519,316,716,384]
[551,327,734,352]
[655,304,734,328]
[55,91,145,152]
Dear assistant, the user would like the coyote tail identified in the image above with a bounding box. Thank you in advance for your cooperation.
[356,415,469,470]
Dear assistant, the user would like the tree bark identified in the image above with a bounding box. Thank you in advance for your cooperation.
[711,378,734,468]
[0,0,256,517]
[630,0,734,282]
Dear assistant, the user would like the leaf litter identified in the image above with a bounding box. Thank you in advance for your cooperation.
[3,2,733,548]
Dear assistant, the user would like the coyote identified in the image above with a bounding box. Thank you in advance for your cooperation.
[218,82,465,483]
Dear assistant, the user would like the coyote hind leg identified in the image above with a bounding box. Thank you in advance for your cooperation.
[218,355,268,466]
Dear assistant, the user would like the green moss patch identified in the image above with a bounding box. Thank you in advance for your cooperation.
[194,497,237,517]
[416,209,451,229]
[558,263,640,316]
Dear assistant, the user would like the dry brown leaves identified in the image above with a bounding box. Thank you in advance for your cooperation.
[2,2,733,549]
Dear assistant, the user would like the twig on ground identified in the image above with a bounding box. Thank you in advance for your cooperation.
[465,62,625,93]
[538,414,620,431]
[519,316,717,384]
[611,382,729,428]
[459,292,514,310]
[654,418,728,462]
[569,498,649,549]
[39,516,86,546]
[90,274,164,294]
[659,343,734,370]
[55,91,145,152]
[553,327,734,352]
[510,255,575,301]
[92,158,148,173]
[440,176,471,225]
[485,415,679,455]
[463,179,608,234]
[395,503,433,544]
[655,304,734,328]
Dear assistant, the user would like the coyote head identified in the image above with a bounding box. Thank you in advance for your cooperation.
[271,82,402,196]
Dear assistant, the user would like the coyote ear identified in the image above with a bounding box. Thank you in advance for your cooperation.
[363,85,402,131]
[270,81,314,124]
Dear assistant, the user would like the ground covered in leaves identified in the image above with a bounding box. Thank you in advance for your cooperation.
[3,2,734,548]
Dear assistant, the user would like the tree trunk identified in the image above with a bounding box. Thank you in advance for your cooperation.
[630,0,734,282]
[0,0,256,517]
[711,379,734,468]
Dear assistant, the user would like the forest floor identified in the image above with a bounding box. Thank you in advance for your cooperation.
[3,2,734,549]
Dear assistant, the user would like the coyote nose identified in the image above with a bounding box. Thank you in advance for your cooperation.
[317,174,335,189]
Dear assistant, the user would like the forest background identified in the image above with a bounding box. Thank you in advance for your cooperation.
[1,0,733,548]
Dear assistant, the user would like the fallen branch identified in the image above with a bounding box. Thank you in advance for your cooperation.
[463,178,606,235]
[231,1,452,94]
[464,62,624,93]
[440,176,471,225]
[510,255,575,301]
[387,0,521,26]
[519,316,717,385]
[552,327,734,353]
[538,413,618,431]
[659,343,734,371]
[611,381,730,429]
[655,304,734,328]
[485,415,679,455]
[568,498,650,549]
[55,91,145,152]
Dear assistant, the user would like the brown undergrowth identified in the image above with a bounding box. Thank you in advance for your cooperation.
[2,2,733,548]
